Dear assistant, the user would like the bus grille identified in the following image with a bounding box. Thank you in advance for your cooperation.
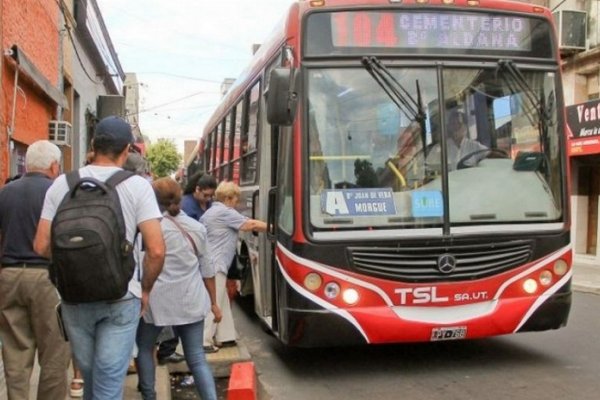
[348,240,533,282]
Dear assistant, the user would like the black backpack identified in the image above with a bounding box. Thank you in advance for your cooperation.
[50,170,135,303]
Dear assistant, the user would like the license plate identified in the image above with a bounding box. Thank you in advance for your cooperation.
[431,326,467,341]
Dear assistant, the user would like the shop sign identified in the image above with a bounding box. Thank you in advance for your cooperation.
[566,99,600,156]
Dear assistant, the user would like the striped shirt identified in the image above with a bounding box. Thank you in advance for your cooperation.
[199,202,248,275]
[139,211,214,326]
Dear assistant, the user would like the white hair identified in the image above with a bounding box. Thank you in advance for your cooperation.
[25,140,62,171]
[123,153,149,175]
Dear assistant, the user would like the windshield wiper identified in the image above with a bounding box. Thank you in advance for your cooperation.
[361,57,425,122]
[361,56,427,155]
[496,60,549,127]
[497,60,550,150]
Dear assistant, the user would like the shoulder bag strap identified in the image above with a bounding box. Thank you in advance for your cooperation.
[164,215,198,255]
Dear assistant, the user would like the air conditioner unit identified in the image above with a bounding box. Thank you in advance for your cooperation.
[553,10,587,52]
[97,95,125,119]
[48,120,72,146]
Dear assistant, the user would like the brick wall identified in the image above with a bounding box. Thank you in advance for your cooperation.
[0,0,60,182]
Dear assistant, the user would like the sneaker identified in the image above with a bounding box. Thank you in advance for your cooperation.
[218,340,237,348]
[180,375,195,387]
[70,379,83,398]
[203,345,219,353]
[157,352,185,365]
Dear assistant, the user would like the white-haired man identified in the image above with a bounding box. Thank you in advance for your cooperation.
[0,140,70,400]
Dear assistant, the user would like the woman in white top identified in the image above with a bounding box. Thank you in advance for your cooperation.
[200,181,267,351]
[135,177,222,400]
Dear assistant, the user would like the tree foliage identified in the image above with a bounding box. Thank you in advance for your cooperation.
[146,139,181,178]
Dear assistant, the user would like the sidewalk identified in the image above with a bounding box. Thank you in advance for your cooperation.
[571,261,600,295]
[122,341,251,399]
[0,341,248,400]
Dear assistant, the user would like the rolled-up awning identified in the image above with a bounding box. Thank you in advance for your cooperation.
[7,44,68,109]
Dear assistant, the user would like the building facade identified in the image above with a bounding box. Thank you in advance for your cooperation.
[124,72,147,154]
[553,0,600,265]
[59,0,126,170]
[0,0,125,183]
[0,0,65,181]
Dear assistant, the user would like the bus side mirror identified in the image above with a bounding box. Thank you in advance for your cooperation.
[266,68,298,126]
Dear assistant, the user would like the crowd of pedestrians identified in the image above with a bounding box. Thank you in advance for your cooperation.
[0,116,266,400]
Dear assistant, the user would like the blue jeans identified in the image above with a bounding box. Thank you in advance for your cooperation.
[61,295,140,400]
[136,318,217,400]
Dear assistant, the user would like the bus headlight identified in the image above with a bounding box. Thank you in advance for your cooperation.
[324,282,340,299]
[523,278,538,294]
[539,270,553,286]
[553,259,568,276]
[342,288,359,305]
[304,273,322,291]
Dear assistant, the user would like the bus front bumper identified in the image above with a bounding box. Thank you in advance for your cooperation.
[279,281,572,347]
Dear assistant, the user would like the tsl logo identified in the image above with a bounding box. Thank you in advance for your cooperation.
[395,287,448,305]
[395,287,489,305]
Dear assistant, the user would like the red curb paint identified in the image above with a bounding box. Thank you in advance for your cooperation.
[227,361,257,400]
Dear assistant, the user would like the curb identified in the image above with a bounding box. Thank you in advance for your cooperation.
[227,361,257,400]
[168,343,251,378]
[573,284,600,295]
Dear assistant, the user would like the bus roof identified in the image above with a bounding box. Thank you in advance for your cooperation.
[202,2,298,136]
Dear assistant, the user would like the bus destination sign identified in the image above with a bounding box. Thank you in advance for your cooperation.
[330,12,531,51]
[321,188,397,217]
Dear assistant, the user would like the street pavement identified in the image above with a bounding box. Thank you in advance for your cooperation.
[0,261,597,400]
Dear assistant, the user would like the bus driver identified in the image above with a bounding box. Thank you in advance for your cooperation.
[426,110,487,171]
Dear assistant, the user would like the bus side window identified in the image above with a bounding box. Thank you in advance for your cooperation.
[241,81,260,184]
[218,118,227,181]
[231,101,243,184]
[210,128,218,173]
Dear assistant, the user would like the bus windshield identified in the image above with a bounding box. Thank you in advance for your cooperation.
[307,65,562,230]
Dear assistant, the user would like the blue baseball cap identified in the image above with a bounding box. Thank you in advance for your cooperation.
[94,116,134,148]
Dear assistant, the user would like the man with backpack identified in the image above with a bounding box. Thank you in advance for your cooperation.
[34,116,165,400]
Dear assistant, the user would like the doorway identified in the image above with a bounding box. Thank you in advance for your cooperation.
[579,164,600,255]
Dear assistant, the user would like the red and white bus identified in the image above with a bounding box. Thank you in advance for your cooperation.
[201,0,571,346]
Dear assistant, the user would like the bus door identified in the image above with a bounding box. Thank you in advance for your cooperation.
[252,60,283,328]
